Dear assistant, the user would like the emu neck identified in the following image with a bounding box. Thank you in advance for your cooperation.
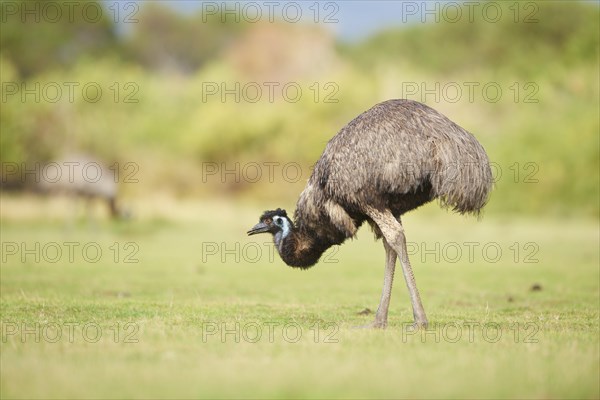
[274,227,330,269]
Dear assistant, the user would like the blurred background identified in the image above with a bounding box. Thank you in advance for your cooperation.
[1,2,599,398]
[1,0,598,218]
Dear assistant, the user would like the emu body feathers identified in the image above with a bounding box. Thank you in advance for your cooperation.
[248,99,492,327]
[293,99,492,258]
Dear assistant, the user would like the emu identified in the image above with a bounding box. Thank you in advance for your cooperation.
[39,154,123,219]
[247,99,492,328]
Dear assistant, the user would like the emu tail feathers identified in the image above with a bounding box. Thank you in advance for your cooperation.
[429,131,493,215]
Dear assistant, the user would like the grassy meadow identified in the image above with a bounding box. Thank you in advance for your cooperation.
[1,1,599,398]
[1,195,598,399]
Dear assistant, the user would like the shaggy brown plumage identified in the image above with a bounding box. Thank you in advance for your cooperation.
[248,99,492,328]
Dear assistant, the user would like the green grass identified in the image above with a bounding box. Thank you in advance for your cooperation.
[1,196,598,399]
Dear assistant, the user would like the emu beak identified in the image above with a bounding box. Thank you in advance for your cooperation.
[247,222,269,236]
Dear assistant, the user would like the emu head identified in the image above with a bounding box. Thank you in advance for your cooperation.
[247,208,293,244]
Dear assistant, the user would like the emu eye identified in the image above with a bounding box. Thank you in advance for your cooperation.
[264,218,272,224]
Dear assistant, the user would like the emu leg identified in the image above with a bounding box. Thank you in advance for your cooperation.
[395,220,428,328]
[371,238,397,328]
[367,208,428,328]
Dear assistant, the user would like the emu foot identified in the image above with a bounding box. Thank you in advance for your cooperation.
[353,319,387,329]
[411,319,428,330]
[412,310,428,329]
